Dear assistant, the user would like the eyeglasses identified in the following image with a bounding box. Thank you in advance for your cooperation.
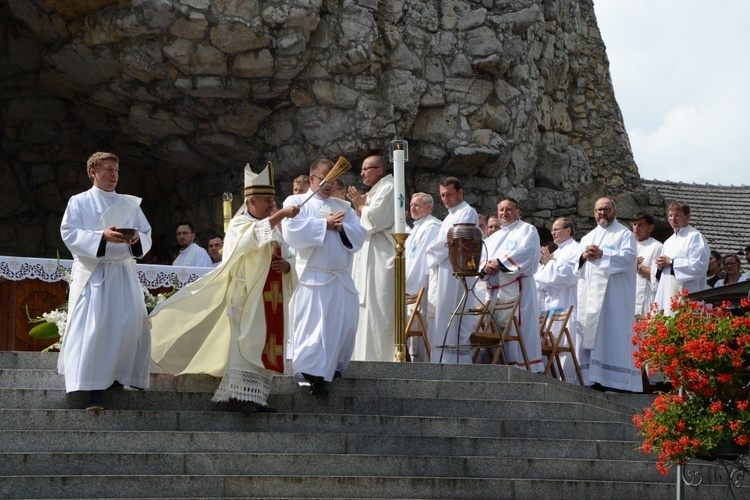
[309,174,325,182]
[361,166,380,172]
[594,207,613,213]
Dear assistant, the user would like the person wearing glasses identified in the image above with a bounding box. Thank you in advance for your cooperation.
[347,155,397,362]
[282,158,367,396]
[576,197,640,392]
[714,254,746,287]
[172,221,212,268]
[653,201,709,315]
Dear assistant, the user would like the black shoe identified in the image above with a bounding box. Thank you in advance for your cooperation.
[333,370,342,379]
[239,402,277,413]
[86,390,104,411]
[310,379,329,396]
[107,381,124,391]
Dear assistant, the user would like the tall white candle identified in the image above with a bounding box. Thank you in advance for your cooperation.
[393,148,406,233]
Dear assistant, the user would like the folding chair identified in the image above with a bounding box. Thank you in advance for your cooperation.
[405,287,430,362]
[540,306,585,386]
[470,294,530,369]
[538,310,550,339]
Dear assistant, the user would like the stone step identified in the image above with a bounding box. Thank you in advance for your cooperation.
[0,368,645,416]
[0,388,631,422]
[0,351,656,410]
[0,474,698,500]
[0,408,640,441]
[0,451,668,483]
[0,430,641,460]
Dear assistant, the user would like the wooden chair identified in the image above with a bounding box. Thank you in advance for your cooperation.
[538,310,550,339]
[470,294,530,369]
[404,287,430,362]
[539,306,585,386]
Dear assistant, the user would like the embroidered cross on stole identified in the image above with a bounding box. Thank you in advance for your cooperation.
[261,242,285,373]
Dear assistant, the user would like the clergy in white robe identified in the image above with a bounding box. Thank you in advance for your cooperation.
[481,197,543,373]
[576,198,640,392]
[283,158,367,396]
[348,155,396,362]
[406,194,441,296]
[404,193,441,361]
[534,217,584,383]
[173,222,212,267]
[59,152,153,409]
[426,178,478,363]
[150,163,300,413]
[653,202,709,316]
[632,212,662,317]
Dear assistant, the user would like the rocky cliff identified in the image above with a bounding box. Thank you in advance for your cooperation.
[0,0,653,258]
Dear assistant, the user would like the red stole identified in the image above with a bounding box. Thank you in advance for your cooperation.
[261,243,285,373]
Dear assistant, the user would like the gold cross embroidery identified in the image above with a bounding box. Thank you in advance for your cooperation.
[263,281,283,314]
[263,329,284,359]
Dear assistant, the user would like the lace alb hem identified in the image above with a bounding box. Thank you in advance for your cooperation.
[212,369,273,404]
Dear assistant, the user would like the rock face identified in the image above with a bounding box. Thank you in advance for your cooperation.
[0,0,652,258]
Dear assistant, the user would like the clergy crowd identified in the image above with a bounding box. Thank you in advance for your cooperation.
[58,150,720,412]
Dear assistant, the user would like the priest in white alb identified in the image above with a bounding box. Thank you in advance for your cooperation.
[631,211,662,318]
[481,197,543,372]
[534,217,584,382]
[59,151,153,410]
[283,158,367,396]
[404,192,441,361]
[426,177,478,363]
[347,155,396,362]
[576,197,640,392]
[653,201,709,316]
[149,162,299,413]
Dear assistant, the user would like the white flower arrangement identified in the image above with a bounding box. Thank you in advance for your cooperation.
[26,268,178,351]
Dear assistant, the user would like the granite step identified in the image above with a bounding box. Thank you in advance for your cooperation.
[0,451,667,482]
[0,408,640,441]
[0,474,699,500]
[0,367,648,415]
[0,388,633,422]
[0,430,641,459]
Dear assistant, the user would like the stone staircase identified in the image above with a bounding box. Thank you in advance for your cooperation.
[0,351,737,499]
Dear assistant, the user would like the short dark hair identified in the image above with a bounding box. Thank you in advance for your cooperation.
[555,217,575,232]
[632,210,655,225]
[207,233,223,242]
[439,177,462,191]
[667,201,690,216]
[498,196,519,209]
[309,158,333,175]
[175,221,195,233]
[710,250,722,261]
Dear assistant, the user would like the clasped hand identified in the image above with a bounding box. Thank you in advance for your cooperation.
[655,255,672,270]
[326,211,345,232]
[582,244,602,260]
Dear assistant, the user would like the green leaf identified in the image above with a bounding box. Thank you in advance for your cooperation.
[28,322,60,340]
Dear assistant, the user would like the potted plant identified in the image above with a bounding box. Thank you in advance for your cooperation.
[632,289,750,475]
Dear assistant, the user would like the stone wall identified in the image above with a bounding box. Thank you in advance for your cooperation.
[0,0,659,258]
